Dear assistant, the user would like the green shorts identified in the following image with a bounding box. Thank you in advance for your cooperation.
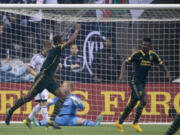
[30,73,60,94]
[129,80,145,100]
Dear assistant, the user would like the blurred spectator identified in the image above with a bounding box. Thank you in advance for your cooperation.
[62,44,84,82]
[2,13,22,59]
[27,0,44,53]
[0,14,13,59]
[0,60,28,82]
[0,0,11,3]
[92,38,121,83]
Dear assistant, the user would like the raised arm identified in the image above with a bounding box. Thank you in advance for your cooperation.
[118,60,128,82]
[61,24,81,50]
[160,63,172,82]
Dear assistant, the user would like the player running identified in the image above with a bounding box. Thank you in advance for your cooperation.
[23,41,51,128]
[5,24,81,129]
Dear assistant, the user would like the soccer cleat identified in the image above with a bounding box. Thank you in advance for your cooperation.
[5,109,12,125]
[46,120,61,129]
[32,117,40,127]
[132,123,143,132]
[23,118,32,129]
[115,121,124,132]
[95,114,103,126]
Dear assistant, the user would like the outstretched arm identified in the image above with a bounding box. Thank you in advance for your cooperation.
[118,60,128,81]
[61,24,81,50]
[160,63,172,82]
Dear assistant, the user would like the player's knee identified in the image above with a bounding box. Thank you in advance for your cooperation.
[82,120,95,126]
[23,96,33,102]
[128,100,137,108]
[55,88,66,101]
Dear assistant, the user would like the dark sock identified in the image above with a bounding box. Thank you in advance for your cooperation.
[166,114,180,135]
[119,105,134,124]
[50,99,64,121]
[133,104,144,124]
[9,98,25,114]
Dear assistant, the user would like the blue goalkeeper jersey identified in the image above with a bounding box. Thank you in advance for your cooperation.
[48,94,84,116]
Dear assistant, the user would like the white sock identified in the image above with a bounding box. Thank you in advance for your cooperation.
[28,104,41,120]
[41,106,49,122]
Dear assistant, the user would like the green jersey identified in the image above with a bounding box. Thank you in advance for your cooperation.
[40,44,62,76]
[126,50,163,83]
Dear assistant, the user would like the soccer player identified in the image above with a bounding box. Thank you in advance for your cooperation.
[164,114,180,135]
[39,81,103,127]
[115,38,172,133]
[5,24,81,129]
[23,41,51,128]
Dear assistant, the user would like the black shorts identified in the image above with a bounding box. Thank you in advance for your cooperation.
[30,73,60,94]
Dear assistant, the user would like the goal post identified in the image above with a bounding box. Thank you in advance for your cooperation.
[0,4,180,124]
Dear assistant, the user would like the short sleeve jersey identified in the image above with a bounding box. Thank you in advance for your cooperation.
[126,50,163,83]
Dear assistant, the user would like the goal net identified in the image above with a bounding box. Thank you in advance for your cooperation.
[0,4,180,124]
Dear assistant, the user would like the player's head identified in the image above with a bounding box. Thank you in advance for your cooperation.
[61,81,73,97]
[141,37,152,53]
[42,41,51,56]
[53,35,64,45]
[70,44,78,55]
[104,38,112,48]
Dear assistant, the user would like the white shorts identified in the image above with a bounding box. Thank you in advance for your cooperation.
[35,89,49,102]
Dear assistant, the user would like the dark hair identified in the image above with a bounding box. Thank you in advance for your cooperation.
[53,35,63,45]
[143,37,152,44]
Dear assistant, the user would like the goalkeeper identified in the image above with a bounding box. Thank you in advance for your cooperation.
[5,24,81,129]
[38,81,102,126]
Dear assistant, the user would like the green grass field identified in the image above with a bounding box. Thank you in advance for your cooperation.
[0,124,179,135]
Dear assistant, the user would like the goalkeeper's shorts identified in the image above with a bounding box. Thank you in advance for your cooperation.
[55,115,78,126]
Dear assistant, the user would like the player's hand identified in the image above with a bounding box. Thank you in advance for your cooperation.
[75,24,81,31]
[71,64,80,69]
[70,96,80,104]
[58,63,63,69]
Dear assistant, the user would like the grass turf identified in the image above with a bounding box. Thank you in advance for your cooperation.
[0,124,179,135]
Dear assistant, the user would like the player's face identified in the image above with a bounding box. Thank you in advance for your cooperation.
[104,39,112,48]
[70,45,78,55]
[61,81,72,96]
[141,41,151,53]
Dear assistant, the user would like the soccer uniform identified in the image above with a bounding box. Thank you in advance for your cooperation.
[29,53,49,101]
[126,50,163,99]
[40,94,84,126]
[30,44,62,95]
